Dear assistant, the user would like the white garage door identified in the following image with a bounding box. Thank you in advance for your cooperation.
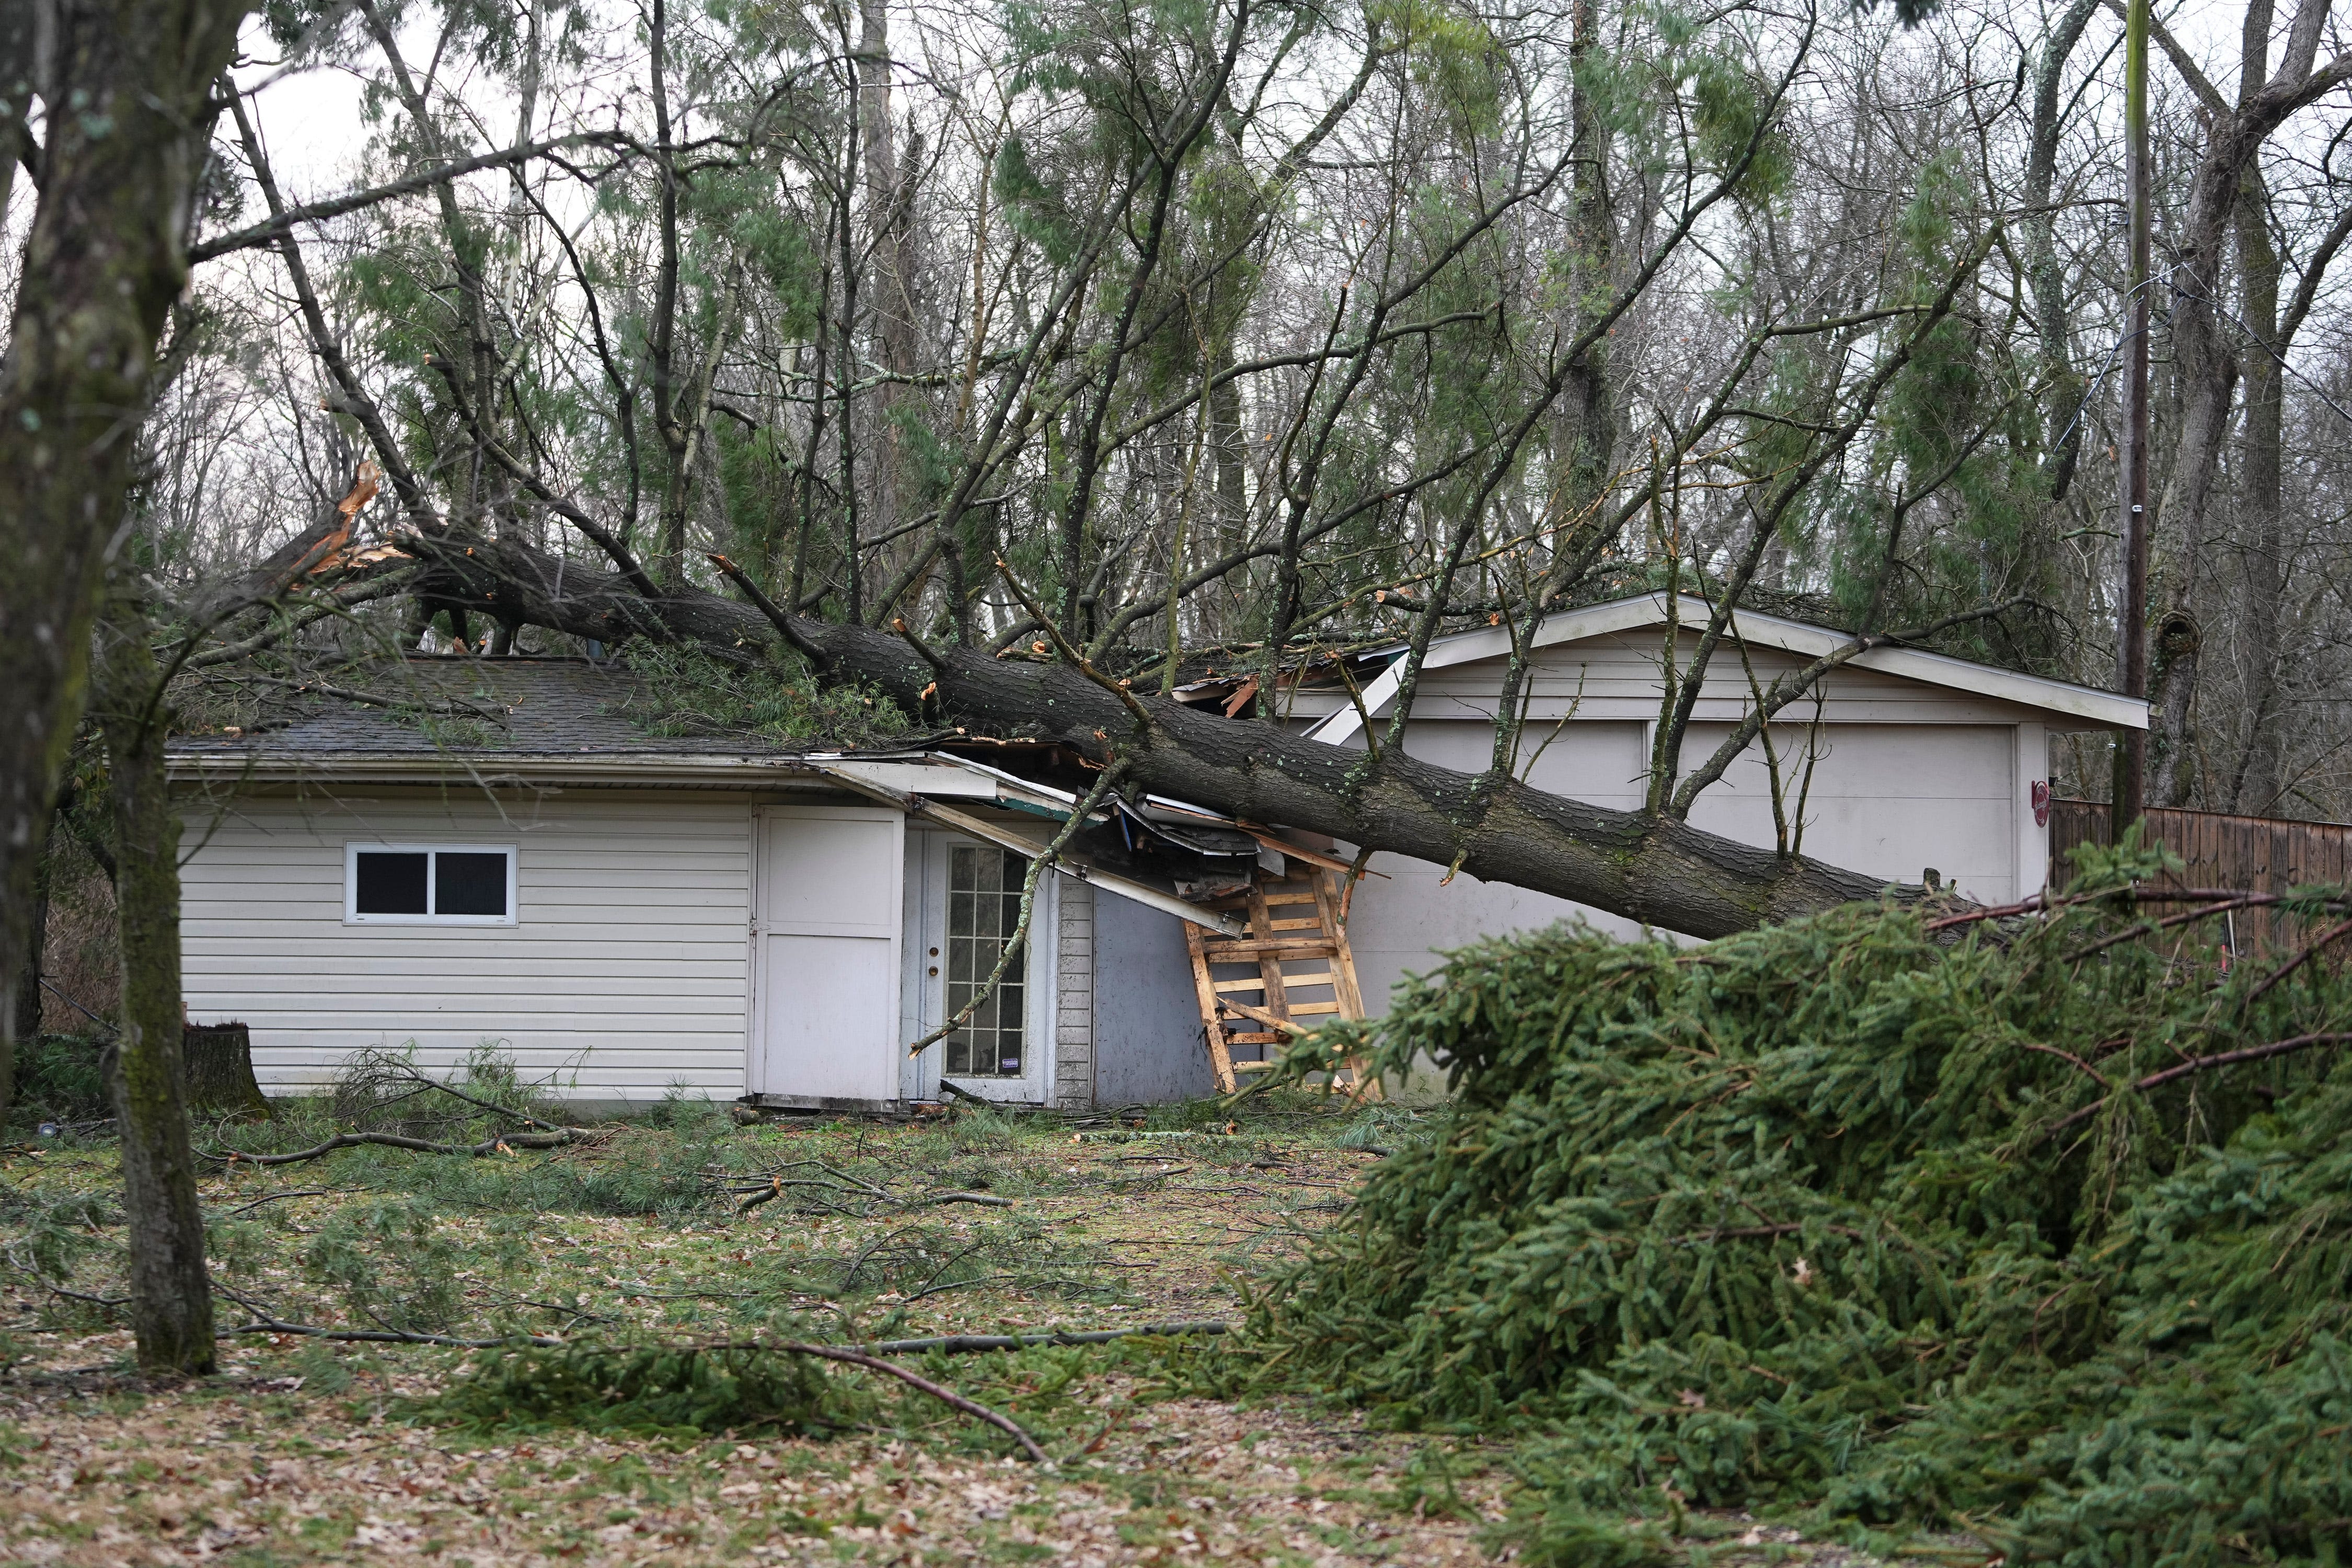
[1679,722,2018,905]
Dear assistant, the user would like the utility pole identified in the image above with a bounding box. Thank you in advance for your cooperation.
[2113,0,2152,828]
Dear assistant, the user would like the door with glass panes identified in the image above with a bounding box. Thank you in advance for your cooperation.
[902,831,1052,1103]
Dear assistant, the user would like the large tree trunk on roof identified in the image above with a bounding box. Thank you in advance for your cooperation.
[418,538,1912,939]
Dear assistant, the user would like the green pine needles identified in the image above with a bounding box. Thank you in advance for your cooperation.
[431,1340,862,1438]
[1258,838,2352,1565]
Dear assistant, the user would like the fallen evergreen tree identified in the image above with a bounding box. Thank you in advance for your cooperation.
[1258,836,2352,1566]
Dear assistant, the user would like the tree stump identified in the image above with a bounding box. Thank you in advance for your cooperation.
[182,1022,270,1117]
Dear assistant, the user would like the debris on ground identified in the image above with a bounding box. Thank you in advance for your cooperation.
[1259,836,2352,1565]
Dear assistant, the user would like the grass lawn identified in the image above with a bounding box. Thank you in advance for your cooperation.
[0,1085,1884,1565]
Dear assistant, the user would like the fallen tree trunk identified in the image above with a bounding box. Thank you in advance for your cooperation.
[396,534,1914,940]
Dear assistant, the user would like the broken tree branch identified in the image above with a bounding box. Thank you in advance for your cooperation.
[758,1341,1052,1462]
[2130,1031,2352,1092]
[2244,916,2352,1006]
[992,557,1154,729]
[850,1321,1230,1355]
[707,552,834,668]
[733,1173,1012,1213]
[190,131,641,261]
[356,1056,573,1132]
[212,1283,563,1347]
[2038,1031,2352,1142]
[207,1128,589,1166]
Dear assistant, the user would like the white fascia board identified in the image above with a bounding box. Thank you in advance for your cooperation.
[1836,643,2145,728]
[862,754,1116,823]
[165,752,831,785]
[814,757,1005,799]
[1308,591,2147,738]
[1670,599,2149,730]
[900,753,1087,808]
[1303,595,1678,744]
[1137,792,1241,823]
[1301,663,1402,745]
[1352,592,1679,668]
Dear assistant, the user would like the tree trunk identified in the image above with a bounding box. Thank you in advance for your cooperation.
[858,0,919,570]
[0,0,248,1068]
[4,852,50,1120]
[1498,0,1612,774]
[1207,346,1248,582]
[2147,612,2203,807]
[2146,9,2351,803]
[412,538,1913,938]
[182,1022,269,1118]
[2025,0,2100,503]
[2230,167,2288,814]
[0,0,32,242]
[95,593,216,1376]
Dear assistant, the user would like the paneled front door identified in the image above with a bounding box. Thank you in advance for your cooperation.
[749,805,904,1105]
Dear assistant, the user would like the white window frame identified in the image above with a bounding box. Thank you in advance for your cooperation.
[343,842,518,926]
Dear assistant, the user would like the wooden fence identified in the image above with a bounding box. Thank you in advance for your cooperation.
[2049,799,2352,950]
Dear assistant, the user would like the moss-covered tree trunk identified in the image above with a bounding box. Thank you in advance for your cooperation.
[2,855,49,1121]
[95,594,215,1375]
[0,0,249,1080]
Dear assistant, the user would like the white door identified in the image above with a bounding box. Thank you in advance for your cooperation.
[902,832,1052,1104]
[750,805,904,1105]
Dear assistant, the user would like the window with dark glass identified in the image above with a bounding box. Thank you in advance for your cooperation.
[943,846,1027,1078]
[435,852,509,916]
[349,846,513,921]
[353,850,430,915]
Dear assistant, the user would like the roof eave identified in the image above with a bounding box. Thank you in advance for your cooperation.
[1338,591,2147,734]
[164,751,830,785]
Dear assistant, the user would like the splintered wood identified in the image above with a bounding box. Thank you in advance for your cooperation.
[1183,869,1376,1098]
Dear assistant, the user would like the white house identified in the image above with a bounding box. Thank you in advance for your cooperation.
[167,657,1259,1113]
[168,598,2143,1111]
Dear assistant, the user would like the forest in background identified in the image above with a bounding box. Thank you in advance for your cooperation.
[4,5,2352,1558]
[7,0,2345,821]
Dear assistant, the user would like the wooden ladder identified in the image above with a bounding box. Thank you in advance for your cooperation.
[1183,868,1376,1097]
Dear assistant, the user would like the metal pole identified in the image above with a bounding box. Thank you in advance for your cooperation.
[2114,0,2152,829]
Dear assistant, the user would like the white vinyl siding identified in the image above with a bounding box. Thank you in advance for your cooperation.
[179,789,755,1102]
[1325,713,2028,1017]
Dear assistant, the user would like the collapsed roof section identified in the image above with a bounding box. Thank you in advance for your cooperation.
[794,752,1361,940]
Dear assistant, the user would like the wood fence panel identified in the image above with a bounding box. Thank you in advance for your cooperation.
[2047,800,2352,951]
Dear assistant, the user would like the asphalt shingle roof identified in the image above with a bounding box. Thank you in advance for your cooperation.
[167,656,821,762]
